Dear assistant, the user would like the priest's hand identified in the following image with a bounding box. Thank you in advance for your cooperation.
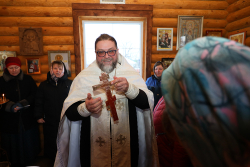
[85,93,103,114]
[112,76,129,94]
[37,118,45,123]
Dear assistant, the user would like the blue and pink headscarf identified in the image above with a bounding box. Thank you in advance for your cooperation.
[161,37,250,167]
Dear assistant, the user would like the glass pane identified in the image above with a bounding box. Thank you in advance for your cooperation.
[83,21,142,75]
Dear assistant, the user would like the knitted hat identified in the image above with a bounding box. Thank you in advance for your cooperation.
[5,57,21,68]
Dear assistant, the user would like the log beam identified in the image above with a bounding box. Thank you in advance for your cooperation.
[153,18,227,28]
[153,1,228,10]
[0,17,73,27]
[151,54,177,62]
[0,36,74,46]
[227,0,250,13]
[225,27,250,37]
[227,6,250,23]
[0,6,72,17]
[0,27,73,36]
[0,45,74,55]
[152,45,177,54]
[0,0,226,7]
[245,37,250,47]
[226,0,238,5]
[153,9,228,19]
[225,16,250,32]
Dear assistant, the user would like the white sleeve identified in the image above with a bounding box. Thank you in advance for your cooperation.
[125,83,139,100]
[77,102,91,117]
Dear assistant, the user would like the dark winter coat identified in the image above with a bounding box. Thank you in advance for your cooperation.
[34,68,72,159]
[0,69,38,134]
[146,75,162,108]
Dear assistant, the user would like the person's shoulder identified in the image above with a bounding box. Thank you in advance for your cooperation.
[39,80,48,85]
[38,79,52,89]
[146,75,154,82]
[153,97,165,116]
[67,78,72,82]
[23,74,34,81]
[66,79,73,85]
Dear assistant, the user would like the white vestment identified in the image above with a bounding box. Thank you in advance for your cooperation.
[54,54,159,167]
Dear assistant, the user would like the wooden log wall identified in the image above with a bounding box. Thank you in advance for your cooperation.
[0,3,76,87]
[0,0,235,80]
[2,0,249,77]
[225,0,250,47]
[151,0,229,74]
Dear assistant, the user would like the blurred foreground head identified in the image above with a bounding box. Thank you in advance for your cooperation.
[161,37,250,167]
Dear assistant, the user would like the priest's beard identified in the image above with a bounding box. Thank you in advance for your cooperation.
[97,57,117,73]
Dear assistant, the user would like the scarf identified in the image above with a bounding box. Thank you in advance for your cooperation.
[154,74,161,81]
[161,37,250,167]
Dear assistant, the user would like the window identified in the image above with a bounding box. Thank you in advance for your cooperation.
[72,3,153,79]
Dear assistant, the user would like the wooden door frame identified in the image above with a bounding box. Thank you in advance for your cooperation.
[72,3,153,79]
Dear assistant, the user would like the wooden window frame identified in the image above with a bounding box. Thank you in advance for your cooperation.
[72,3,153,79]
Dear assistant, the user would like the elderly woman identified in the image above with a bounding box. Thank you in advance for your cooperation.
[146,61,164,108]
[34,60,72,162]
[0,57,40,167]
[161,37,250,167]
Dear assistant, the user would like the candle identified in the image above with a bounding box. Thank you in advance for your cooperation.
[2,94,6,102]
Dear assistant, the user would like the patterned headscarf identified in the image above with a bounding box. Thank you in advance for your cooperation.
[50,63,64,83]
[161,37,250,167]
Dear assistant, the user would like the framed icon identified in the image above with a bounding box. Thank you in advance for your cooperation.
[26,58,41,74]
[162,58,174,69]
[206,30,222,37]
[157,28,173,51]
[19,28,43,55]
[228,31,246,45]
[177,15,204,50]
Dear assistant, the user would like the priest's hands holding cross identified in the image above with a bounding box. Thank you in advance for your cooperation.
[111,76,129,94]
[86,76,128,114]
[85,93,103,114]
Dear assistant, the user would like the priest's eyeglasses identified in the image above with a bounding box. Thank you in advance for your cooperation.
[96,50,117,57]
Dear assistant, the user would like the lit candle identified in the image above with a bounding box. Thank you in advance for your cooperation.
[2,94,6,102]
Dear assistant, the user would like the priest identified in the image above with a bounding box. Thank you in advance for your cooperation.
[54,34,159,167]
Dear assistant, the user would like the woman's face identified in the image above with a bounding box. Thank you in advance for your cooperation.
[52,64,64,77]
[7,65,21,76]
[154,65,164,78]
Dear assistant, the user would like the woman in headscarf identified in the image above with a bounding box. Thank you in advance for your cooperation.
[161,37,250,167]
[146,61,164,109]
[0,57,40,167]
[34,60,72,163]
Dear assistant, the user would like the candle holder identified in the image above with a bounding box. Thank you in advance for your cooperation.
[2,96,6,102]
[0,94,9,106]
